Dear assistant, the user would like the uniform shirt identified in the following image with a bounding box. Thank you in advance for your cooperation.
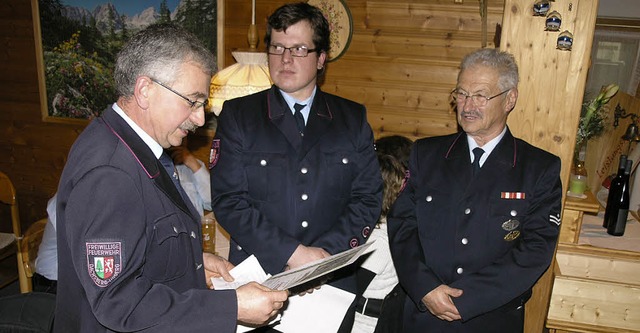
[176,160,211,218]
[34,195,57,280]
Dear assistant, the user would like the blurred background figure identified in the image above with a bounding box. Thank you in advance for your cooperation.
[352,135,413,333]
[167,137,212,218]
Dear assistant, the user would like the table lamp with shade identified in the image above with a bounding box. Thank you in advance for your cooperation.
[208,0,272,115]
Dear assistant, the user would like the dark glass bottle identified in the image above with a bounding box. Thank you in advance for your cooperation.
[607,159,632,236]
[603,155,627,228]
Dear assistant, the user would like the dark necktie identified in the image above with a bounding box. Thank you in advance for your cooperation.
[159,152,191,204]
[472,147,485,176]
[293,103,306,134]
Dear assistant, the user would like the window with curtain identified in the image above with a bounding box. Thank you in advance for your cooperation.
[585,19,640,99]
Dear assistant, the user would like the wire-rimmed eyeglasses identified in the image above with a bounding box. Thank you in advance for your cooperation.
[151,79,208,110]
[451,89,510,107]
[268,44,317,57]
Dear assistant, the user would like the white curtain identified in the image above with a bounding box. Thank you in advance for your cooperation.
[585,28,640,99]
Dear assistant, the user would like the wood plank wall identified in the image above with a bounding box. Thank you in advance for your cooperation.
[0,0,598,330]
[224,0,505,141]
[0,0,81,228]
[0,0,506,226]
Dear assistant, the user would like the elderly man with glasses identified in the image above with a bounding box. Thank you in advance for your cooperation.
[54,23,287,332]
[388,48,562,333]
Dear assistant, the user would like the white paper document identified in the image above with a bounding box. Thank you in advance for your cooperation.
[211,242,374,333]
[210,255,270,290]
[262,241,375,290]
[273,284,355,333]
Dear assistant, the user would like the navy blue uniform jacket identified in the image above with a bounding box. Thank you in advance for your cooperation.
[388,130,562,332]
[211,86,382,292]
[55,107,237,332]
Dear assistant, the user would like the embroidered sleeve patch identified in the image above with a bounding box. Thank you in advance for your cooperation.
[209,139,220,169]
[549,213,561,226]
[86,242,122,287]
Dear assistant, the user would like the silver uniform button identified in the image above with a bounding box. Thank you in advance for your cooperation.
[464,208,471,215]
[510,210,517,216]
[301,167,308,174]
[301,221,309,228]
[456,267,464,274]
[173,226,178,233]
[260,159,267,166]
[190,231,196,239]
[196,263,203,270]
[461,238,468,245]
[236,245,242,251]
[301,194,308,200]
[426,195,433,202]
[342,157,349,164]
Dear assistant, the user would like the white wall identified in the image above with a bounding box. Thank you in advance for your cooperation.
[598,0,640,19]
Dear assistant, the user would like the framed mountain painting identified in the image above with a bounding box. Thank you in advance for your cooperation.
[32,0,219,122]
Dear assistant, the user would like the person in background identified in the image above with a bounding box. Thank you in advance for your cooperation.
[167,139,212,218]
[351,135,413,333]
[388,48,562,332]
[373,135,413,169]
[210,2,383,332]
[33,194,58,294]
[54,23,287,332]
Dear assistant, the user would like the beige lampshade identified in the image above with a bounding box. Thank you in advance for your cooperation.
[208,50,272,115]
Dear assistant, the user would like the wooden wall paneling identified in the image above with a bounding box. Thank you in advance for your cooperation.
[223,0,505,139]
[500,0,600,332]
[0,0,84,226]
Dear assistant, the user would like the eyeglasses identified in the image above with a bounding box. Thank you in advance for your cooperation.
[268,44,317,57]
[150,79,208,110]
[451,89,510,107]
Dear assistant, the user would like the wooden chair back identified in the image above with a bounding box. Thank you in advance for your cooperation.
[19,218,47,293]
[0,171,25,292]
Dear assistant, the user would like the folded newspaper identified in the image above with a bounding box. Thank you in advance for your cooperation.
[211,241,375,291]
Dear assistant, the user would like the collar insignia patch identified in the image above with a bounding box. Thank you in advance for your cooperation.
[209,139,220,169]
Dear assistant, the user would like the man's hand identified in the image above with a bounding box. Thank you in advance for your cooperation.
[203,252,234,289]
[286,244,330,269]
[236,282,288,325]
[285,245,330,296]
[422,284,463,322]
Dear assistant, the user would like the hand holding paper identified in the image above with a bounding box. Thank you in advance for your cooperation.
[236,282,288,326]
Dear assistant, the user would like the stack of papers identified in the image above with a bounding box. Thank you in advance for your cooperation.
[211,242,375,333]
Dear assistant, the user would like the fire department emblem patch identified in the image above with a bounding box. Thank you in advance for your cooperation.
[209,139,220,169]
[86,242,122,287]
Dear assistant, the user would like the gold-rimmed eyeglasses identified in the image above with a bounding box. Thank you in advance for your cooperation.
[451,89,510,107]
[268,44,317,57]
[151,79,208,110]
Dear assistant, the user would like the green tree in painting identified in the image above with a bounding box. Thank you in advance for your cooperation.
[174,0,217,57]
[159,0,171,24]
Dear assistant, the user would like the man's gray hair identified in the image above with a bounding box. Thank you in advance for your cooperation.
[114,23,215,97]
[459,48,519,91]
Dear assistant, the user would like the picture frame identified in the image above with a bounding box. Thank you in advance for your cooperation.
[307,0,353,62]
[31,0,223,123]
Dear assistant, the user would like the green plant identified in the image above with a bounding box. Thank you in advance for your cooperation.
[575,83,620,156]
[44,31,116,119]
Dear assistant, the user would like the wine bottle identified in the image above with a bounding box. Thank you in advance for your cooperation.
[607,159,632,236]
[603,155,627,228]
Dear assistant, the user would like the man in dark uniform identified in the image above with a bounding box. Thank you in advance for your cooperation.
[55,23,287,332]
[388,48,562,332]
[210,3,382,331]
